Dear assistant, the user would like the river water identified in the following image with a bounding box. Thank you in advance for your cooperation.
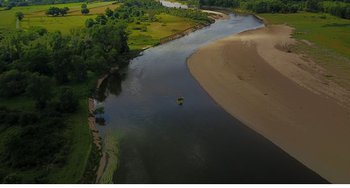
[96,4,327,184]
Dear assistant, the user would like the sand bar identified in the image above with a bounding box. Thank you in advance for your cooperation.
[187,25,350,183]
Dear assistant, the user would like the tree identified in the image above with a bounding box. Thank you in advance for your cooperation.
[46,7,69,16]
[306,0,319,12]
[0,70,28,98]
[81,3,87,9]
[85,18,95,28]
[26,73,53,109]
[56,87,79,113]
[105,7,113,17]
[46,7,61,16]
[59,7,69,16]
[15,12,24,21]
[81,7,90,15]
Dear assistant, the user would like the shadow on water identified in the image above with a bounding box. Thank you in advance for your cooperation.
[97,12,329,184]
[96,71,126,102]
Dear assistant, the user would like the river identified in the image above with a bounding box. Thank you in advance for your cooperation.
[96,2,327,184]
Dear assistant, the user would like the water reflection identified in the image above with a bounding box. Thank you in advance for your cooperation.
[96,71,126,102]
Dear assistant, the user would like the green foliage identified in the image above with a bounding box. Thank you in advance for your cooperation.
[15,11,24,21]
[0,70,29,98]
[55,87,79,113]
[199,0,350,18]
[46,6,70,16]
[81,7,90,15]
[112,0,211,24]
[0,9,130,182]
[81,3,87,9]
[1,110,66,169]
[26,73,53,109]
[105,7,113,17]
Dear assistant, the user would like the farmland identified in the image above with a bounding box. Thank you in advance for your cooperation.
[0,1,120,33]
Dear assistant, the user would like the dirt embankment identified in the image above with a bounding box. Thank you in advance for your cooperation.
[187,25,350,183]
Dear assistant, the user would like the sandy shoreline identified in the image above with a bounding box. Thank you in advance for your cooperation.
[187,25,350,183]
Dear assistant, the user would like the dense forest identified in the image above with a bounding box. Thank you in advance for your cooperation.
[0,9,129,183]
[199,0,350,19]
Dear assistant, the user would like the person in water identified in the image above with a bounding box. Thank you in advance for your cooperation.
[176,97,184,105]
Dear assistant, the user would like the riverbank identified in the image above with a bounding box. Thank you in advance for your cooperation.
[187,24,350,183]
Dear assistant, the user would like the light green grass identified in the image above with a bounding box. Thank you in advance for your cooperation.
[0,1,119,33]
[128,13,195,49]
[259,12,350,58]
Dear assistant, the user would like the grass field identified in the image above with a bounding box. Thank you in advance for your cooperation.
[259,12,350,58]
[259,12,350,90]
[0,1,120,33]
[128,13,195,49]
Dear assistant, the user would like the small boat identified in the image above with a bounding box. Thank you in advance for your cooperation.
[176,97,184,105]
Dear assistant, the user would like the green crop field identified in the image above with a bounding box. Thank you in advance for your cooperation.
[0,1,120,33]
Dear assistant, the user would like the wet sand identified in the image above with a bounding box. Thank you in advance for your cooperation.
[187,25,350,183]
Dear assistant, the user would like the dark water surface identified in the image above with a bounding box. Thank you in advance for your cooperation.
[97,14,327,183]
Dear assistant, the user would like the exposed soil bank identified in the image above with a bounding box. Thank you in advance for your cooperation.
[187,25,350,183]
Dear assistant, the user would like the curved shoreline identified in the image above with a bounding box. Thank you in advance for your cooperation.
[187,24,350,183]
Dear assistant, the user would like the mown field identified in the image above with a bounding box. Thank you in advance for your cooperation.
[260,12,350,90]
[0,1,120,33]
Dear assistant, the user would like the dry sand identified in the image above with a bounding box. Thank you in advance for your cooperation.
[187,25,350,183]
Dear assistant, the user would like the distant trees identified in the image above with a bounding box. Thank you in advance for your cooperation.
[198,0,350,18]
[46,7,69,16]
[81,3,89,15]
[81,7,90,14]
[15,12,24,21]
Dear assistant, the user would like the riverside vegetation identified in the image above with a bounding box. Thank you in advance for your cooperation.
[0,0,211,183]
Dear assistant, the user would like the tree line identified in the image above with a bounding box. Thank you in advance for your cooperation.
[198,0,350,19]
[84,0,211,27]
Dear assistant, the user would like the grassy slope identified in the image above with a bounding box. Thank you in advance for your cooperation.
[259,12,350,90]
[128,13,195,49]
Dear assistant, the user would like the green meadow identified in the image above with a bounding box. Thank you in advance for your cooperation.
[260,12,350,90]
[0,1,120,33]
[128,13,195,49]
[259,12,350,58]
